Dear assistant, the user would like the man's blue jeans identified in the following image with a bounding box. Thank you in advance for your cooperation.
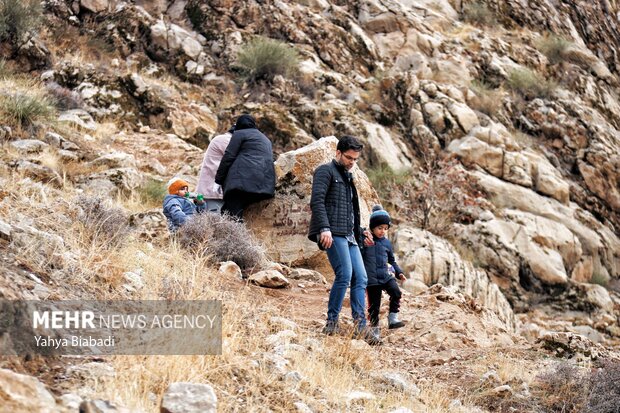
[325,236,368,328]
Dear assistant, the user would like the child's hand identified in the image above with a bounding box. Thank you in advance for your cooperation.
[397,273,406,281]
[194,199,205,205]
[363,229,374,246]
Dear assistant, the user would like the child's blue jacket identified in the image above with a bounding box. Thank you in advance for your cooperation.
[162,195,205,231]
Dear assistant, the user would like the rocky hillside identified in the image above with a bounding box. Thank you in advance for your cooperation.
[1,0,620,411]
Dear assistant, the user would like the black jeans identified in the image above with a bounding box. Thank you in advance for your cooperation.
[367,278,401,327]
[221,190,265,220]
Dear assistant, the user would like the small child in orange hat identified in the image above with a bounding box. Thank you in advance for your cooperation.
[162,177,205,231]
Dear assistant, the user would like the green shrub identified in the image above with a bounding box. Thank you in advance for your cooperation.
[236,37,300,84]
[462,2,497,26]
[0,0,43,45]
[506,68,557,100]
[537,35,573,65]
[590,271,610,287]
[0,59,12,79]
[0,92,56,126]
[138,178,167,207]
[366,163,411,200]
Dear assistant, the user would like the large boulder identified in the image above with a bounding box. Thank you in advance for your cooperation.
[524,151,570,205]
[245,137,379,273]
[0,369,59,413]
[362,121,412,171]
[447,136,504,178]
[168,103,218,141]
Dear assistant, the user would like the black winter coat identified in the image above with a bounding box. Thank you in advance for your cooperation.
[362,236,403,286]
[215,128,276,198]
[308,160,362,248]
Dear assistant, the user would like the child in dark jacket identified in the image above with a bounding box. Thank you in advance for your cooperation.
[362,205,406,332]
[162,177,205,232]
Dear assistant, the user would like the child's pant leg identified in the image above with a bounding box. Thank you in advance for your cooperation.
[366,285,383,326]
[384,278,402,313]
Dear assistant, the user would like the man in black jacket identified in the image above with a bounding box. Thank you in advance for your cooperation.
[307,136,380,344]
[215,114,276,220]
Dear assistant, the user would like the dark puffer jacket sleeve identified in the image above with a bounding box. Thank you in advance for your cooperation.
[308,164,332,237]
[386,239,403,276]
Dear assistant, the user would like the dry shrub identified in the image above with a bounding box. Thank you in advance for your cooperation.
[536,34,572,65]
[406,157,486,237]
[75,197,130,248]
[470,80,503,117]
[45,82,84,111]
[368,154,487,238]
[585,360,620,413]
[177,213,265,270]
[535,362,587,412]
[462,1,497,27]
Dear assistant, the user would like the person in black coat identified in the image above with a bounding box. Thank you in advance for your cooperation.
[362,205,406,331]
[215,114,276,219]
[307,135,380,345]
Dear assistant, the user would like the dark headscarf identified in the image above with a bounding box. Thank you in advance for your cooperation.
[234,114,257,131]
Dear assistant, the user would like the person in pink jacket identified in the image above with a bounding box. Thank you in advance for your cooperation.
[196,127,234,213]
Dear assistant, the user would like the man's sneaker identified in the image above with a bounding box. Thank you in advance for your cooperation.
[322,320,341,335]
[388,312,405,329]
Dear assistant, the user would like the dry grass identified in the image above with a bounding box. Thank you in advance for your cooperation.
[73,241,421,412]
[512,129,537,149]
[469,80,504,117]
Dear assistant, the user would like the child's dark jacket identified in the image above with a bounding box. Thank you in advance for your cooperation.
[362,235,403,286]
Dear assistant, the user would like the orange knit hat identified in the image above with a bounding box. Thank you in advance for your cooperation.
[167,177,189,194]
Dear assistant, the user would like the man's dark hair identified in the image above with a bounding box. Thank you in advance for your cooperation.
[337,135,363,152]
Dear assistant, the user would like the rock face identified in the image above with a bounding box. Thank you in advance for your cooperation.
[160,382,217,413]
[464,172,620,293]
[245,137,379,272]
[393,226,515,331]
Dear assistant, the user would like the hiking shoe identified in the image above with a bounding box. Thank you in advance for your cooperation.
[388,312,405,329]
[322,320,341,335]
